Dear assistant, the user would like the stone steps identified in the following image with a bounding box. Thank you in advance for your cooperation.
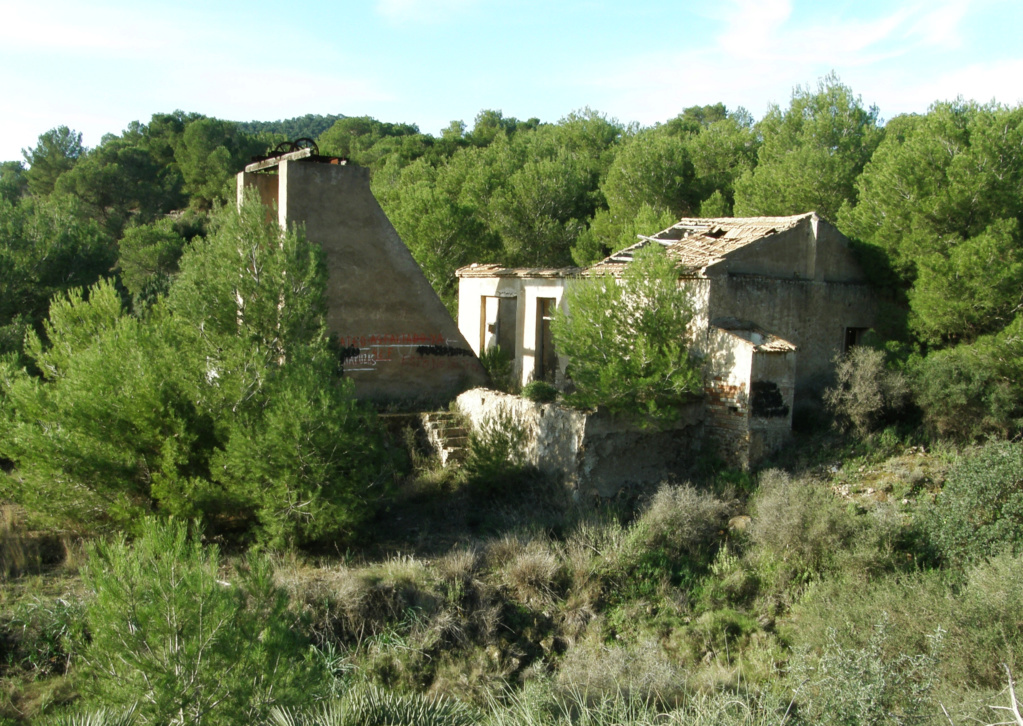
[421,411,470,466]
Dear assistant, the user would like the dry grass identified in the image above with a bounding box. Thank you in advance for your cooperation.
[1,504,42,580]
[629,484,731,560]
[556,634,689,706]
[501,538,565,607]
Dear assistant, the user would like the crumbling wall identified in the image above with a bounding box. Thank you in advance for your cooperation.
[748,350,795,464]
[455,388,703,497]
[707,274,874,399]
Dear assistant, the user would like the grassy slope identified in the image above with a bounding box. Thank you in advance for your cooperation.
[1,430,1020,724]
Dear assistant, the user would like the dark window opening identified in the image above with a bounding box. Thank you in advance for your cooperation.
[844,327,869,353]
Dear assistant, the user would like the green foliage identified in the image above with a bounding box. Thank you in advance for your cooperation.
[601,130,699,221]
[42,706,138,726]
[479,345,514,392]
[573,202,676,266]
[552,244,701,424]
[237,113,347,141]
[925,441,1023,565]
[462,410,529,489]
[840,100,1023,349]
[0,197,386,545]
[116,218,188,303]
[910,333,1022,441]
[824,347,909,438]
[23,127,84,197]
[173,118,263,208]
[0,161,28,203]
[790,617,940,726]
[317,116,421,166]
[0,594,85,677]
[749,470,858,592]
[735,73,883,220]
[0,194,114,359]
[52,131,184,237]
[522,380,558,403]
[80,519,324,725]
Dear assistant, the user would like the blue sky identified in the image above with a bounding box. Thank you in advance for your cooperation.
[2,0,1022,162]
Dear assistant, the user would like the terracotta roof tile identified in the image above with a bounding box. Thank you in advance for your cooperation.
[587,213,814,276]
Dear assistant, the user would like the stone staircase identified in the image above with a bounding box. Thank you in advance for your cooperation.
[420,411,470,466]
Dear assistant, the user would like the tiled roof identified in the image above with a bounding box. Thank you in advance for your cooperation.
[587,213,814,276]
[456,263,581,279]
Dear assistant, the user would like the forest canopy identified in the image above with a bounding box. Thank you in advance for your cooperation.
[2,76,1022,527]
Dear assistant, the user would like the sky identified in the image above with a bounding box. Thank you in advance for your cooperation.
[2,0,1023,162]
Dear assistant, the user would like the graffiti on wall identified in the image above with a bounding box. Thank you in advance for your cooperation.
[339,333,476,373]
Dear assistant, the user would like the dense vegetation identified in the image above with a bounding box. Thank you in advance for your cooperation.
[1,77,1023,723]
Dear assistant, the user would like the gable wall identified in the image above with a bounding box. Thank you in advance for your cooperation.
[713,217,869,284]
[241,162,487,408]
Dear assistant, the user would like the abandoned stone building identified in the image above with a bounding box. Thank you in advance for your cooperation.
[457,213,876,468]
[237,146,488,409]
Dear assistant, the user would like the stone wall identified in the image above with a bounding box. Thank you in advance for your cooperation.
[455,388,704,497]
[707,274,875,399]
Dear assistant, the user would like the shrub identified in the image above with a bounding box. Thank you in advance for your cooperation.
[749,470,857,591]
[912,346,1021,441]
[609,484,729,600]
[824,346,909,438]
[41,706,138,726]
[501,538,565,606]
[925,441,1023,565]
[788,553,1023,696]
[80,518,324,725]
[789,616,940,726]
[462,410,529,488]
[479,345,514,393]
[522,380,558,403]
[269,684,477,726]
[627,484,729,563]
[0,593,85,677]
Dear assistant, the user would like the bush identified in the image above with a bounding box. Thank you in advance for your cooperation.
[479,345,514,393]
[912,346,1021,441]
[462,410,529,489]
[627,484,729,563]
[824,346,908,438]
[789,616,940,726]
[749,470,857,591]
[0,593,84,677]
[269,684,477,726]
[522,380,558,403]
[80,519,324,725]
[925,441,1023,565]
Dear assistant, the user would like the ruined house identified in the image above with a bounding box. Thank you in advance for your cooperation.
[456,213,876,467]
[238,146,487,409]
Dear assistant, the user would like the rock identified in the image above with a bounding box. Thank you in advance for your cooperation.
[728,515,752,533]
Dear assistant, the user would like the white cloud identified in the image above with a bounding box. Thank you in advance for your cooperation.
[906,0,971,48]
[583,0,1011,125]
[861,58,1023,114]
